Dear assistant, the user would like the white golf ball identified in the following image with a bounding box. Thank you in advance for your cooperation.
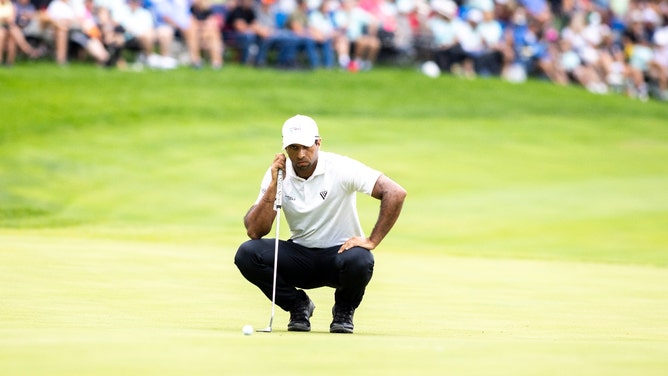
[242,324,253,336]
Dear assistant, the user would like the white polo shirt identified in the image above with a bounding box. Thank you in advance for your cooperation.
[255,151,382,248]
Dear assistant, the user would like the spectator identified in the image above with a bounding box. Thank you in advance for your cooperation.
[224,0,259,64]
[150,0,197,67]
[14,0,36,30]
[558,36,608,93]
[45,0,110,65]
[95,0,127,19]
[285,0,319,68]
[455,8,484,77]
[190,0,224,68]
[625,32,653,100]
[562,10,609,91]
[44,0,79,64]
[335,0,381,71]
[328,0,353,68]
[378,0,399,39]
[360,0,396,48]
[391,0,416,56]
[518,0,551,23]
[476,7,506,75]
[493,0,513,28]
[102,0,157,68]
[540,25,569,84]
[80,0,112,61]
[505,8,566,84]
[598,26,627,92]
[649,20,668,100]
[622,9,654,99]
[562,12,603,71]
[427,0,465,73]
[1,0,42,65]
[308,0,337,68]
[254,0,296,67]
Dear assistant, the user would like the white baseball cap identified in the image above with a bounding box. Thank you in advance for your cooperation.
[467,9,483,23]
[282,115,320,149]
[432,0,457,19]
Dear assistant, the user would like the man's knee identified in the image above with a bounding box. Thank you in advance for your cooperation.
[340,247,374,274]
[234,239,263,270]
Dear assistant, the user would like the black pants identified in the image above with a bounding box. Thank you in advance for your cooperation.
[235,239,374,312]
[472,50,504,76]
[434,44,466,72]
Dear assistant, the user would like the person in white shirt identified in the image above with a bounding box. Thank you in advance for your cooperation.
[475,8,505,76]
[308,0,337,69]
[235,114,407,334]
[0,0,42,64]
[456,8,484,77]
[150,0,196,66]
[334,0,381,71]
[45,0,83,64]
[427,0,465,73]
[99,0,156,67]
[650,25,668,100]
[119,0,155,55]
[46,0,110,65]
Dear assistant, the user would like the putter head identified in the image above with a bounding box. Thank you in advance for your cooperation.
[256,326,272,333]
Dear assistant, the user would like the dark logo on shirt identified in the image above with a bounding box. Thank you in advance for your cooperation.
[319,191,328,200]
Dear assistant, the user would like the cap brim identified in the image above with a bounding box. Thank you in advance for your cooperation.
[282,137,316,149]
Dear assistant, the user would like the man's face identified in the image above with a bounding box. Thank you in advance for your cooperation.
[285,139,320,177]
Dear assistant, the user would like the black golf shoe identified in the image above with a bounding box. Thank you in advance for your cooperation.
[287,295,315,332]
[330,305,355,334]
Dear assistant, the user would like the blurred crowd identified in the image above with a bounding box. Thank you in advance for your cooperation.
[1,0,667,100]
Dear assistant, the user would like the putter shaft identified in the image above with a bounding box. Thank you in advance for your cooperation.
[258,169,283,333]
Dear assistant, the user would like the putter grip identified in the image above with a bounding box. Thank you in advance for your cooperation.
[275,169,283,209]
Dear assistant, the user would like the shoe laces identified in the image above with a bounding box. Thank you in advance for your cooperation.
[290,300,310,320]
[333,306,354,322]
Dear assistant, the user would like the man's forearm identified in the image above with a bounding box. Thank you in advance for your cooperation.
[368,190,406,247]
[244,185,279,239]
[368,175,407,248]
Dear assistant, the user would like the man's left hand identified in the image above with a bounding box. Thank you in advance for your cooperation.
[338,237,376,253]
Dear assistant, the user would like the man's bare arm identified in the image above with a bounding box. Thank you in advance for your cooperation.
[243,153,286,239]
[338,174,407,253]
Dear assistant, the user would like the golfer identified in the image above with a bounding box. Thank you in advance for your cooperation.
[235,114,407,333]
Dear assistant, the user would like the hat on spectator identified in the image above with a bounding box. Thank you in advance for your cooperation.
[282,115,320,149]
[469,0,494,12]
[655,28,668,47]
[642,8,660,25]
[397,0,415,14]
[467,8,483,23]
[431,0,457,19]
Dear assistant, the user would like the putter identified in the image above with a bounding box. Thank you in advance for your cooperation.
[257,169,283,333]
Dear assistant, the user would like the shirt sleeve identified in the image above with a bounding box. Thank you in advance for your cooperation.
[339,155,382,196]
[253,167,273,205]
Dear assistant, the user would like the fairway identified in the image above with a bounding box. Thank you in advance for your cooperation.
[1,64,668,375]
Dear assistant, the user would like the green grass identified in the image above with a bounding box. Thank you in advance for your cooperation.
[1,63,667,375]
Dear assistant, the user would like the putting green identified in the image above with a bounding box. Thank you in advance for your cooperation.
[1,231,666,375]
